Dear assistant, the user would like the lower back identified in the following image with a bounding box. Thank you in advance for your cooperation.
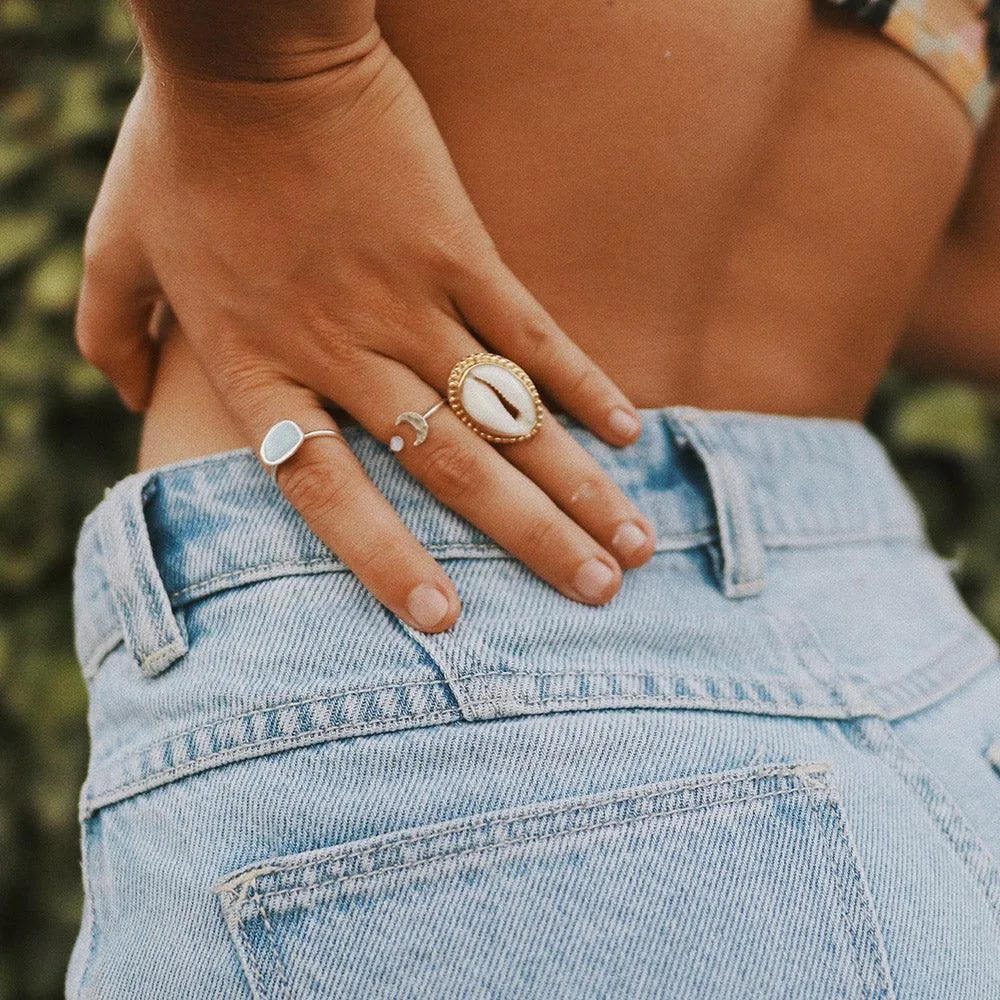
[138,0,977,470]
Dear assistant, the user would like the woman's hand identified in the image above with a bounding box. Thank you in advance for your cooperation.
[75,26,657,632]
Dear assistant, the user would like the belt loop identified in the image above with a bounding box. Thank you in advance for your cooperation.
[95,470,188,678]
[665,407,766,599]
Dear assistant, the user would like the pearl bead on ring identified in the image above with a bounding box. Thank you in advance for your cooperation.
[389,399,446,453]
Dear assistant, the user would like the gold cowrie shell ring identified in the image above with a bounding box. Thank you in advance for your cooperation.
[447,352,543,444]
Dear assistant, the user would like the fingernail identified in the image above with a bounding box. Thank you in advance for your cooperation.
[608,407,641,440]
[573,557,616,601]
[612,521,649,559]
[406,584,450,629]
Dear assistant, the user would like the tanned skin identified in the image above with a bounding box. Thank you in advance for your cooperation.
[76,0,1000,631]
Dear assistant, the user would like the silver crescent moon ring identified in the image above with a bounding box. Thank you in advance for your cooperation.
[389,399,446,453]
[259,419,339,477]
[447,352,542,444]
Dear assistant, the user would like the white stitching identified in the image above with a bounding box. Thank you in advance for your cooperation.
[220,763,825,896]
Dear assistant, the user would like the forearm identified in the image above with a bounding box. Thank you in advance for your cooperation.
[125,0,378,80]
[894,236,1000,388]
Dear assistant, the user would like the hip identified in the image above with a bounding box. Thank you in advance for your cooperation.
[68,406,1000,998]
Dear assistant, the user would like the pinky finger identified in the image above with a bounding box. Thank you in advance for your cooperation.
[74,251,159,413]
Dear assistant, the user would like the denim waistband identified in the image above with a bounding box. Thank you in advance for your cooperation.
[73,405,928,681]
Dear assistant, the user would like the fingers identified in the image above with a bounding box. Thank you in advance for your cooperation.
[492,413,657,569]
[445,249,645,447]
[392,321,658,570]
[225,375,463,633]
[322,352,630,607]
[75,231,159,413]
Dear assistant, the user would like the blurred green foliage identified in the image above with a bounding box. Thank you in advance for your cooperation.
[1,3,140,997]
[1,2,999,998]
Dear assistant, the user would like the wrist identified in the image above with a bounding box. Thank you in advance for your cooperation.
[137,22,391,138]
[130,2,380,85]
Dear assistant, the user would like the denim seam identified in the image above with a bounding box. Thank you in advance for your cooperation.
[865,634,1000,721]
[161,534,721,607]
[453,666,850,717]
[773,600,999,722]
[150,535,922,611]
[166,548,538,604]
[219,764,829,906]
[82,706,463,818]
[760,529,919,548]
[82,672,878,814]
[767,611,879,717]
[799,784,864,991]
[799,771,896,998]
[69,816,101,1000]
[216,763,819,888]
[458,689,851,719]
[263,787,819,908]
[856,717,1000,922]
[391,617,473,723]
[255,890,292,1000]
[79,532,931,673]
[232,892,269,1000]
[92,673,452,776]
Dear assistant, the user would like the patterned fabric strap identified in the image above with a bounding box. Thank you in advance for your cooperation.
[826,0,1000,129]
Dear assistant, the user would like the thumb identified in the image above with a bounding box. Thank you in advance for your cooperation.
[75,230,161,413]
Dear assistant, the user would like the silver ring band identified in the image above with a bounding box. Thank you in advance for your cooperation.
[389,398,446,453]
[260,419,339,477]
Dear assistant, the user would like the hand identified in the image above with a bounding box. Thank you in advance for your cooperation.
[75,26,657,632]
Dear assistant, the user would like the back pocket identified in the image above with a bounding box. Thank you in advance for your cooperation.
[214,761,895,1000]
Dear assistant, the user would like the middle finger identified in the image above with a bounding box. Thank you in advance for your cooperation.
[392,318,658,569]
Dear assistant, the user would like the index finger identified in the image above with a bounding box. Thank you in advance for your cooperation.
[232,376,463,634]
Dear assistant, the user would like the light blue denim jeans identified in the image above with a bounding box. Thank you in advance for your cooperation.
[66,406,1000,999]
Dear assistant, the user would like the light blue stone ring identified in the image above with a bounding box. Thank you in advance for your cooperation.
[259,419,340,478]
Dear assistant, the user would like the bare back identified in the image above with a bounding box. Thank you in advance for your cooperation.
[138,0,978,468]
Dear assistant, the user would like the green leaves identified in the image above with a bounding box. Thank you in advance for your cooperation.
[1,5,141,997]
[0,212,54,271]
[870,371,1000,636]
[890,381,992,460]
[26,243,82,312]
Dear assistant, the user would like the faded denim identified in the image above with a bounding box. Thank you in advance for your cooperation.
[66,406,1000,999]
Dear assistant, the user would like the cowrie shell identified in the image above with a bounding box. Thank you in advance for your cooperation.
[448,354,542,443]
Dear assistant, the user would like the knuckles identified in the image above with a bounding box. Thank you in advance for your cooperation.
[279,449,350,516]
[520,317,557,356]
[559,361,599,401]
[413,435,483,507]
[427,218,497,284]
[519,516,563,559]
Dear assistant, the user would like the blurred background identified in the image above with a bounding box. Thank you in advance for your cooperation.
[2,1,1000,997]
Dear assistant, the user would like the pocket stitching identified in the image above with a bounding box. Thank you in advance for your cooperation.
[216,762,829,900]
[219,760,895,1000]
[250,784,822,910]
[254,892,293,1000]
[799,772,896,999]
